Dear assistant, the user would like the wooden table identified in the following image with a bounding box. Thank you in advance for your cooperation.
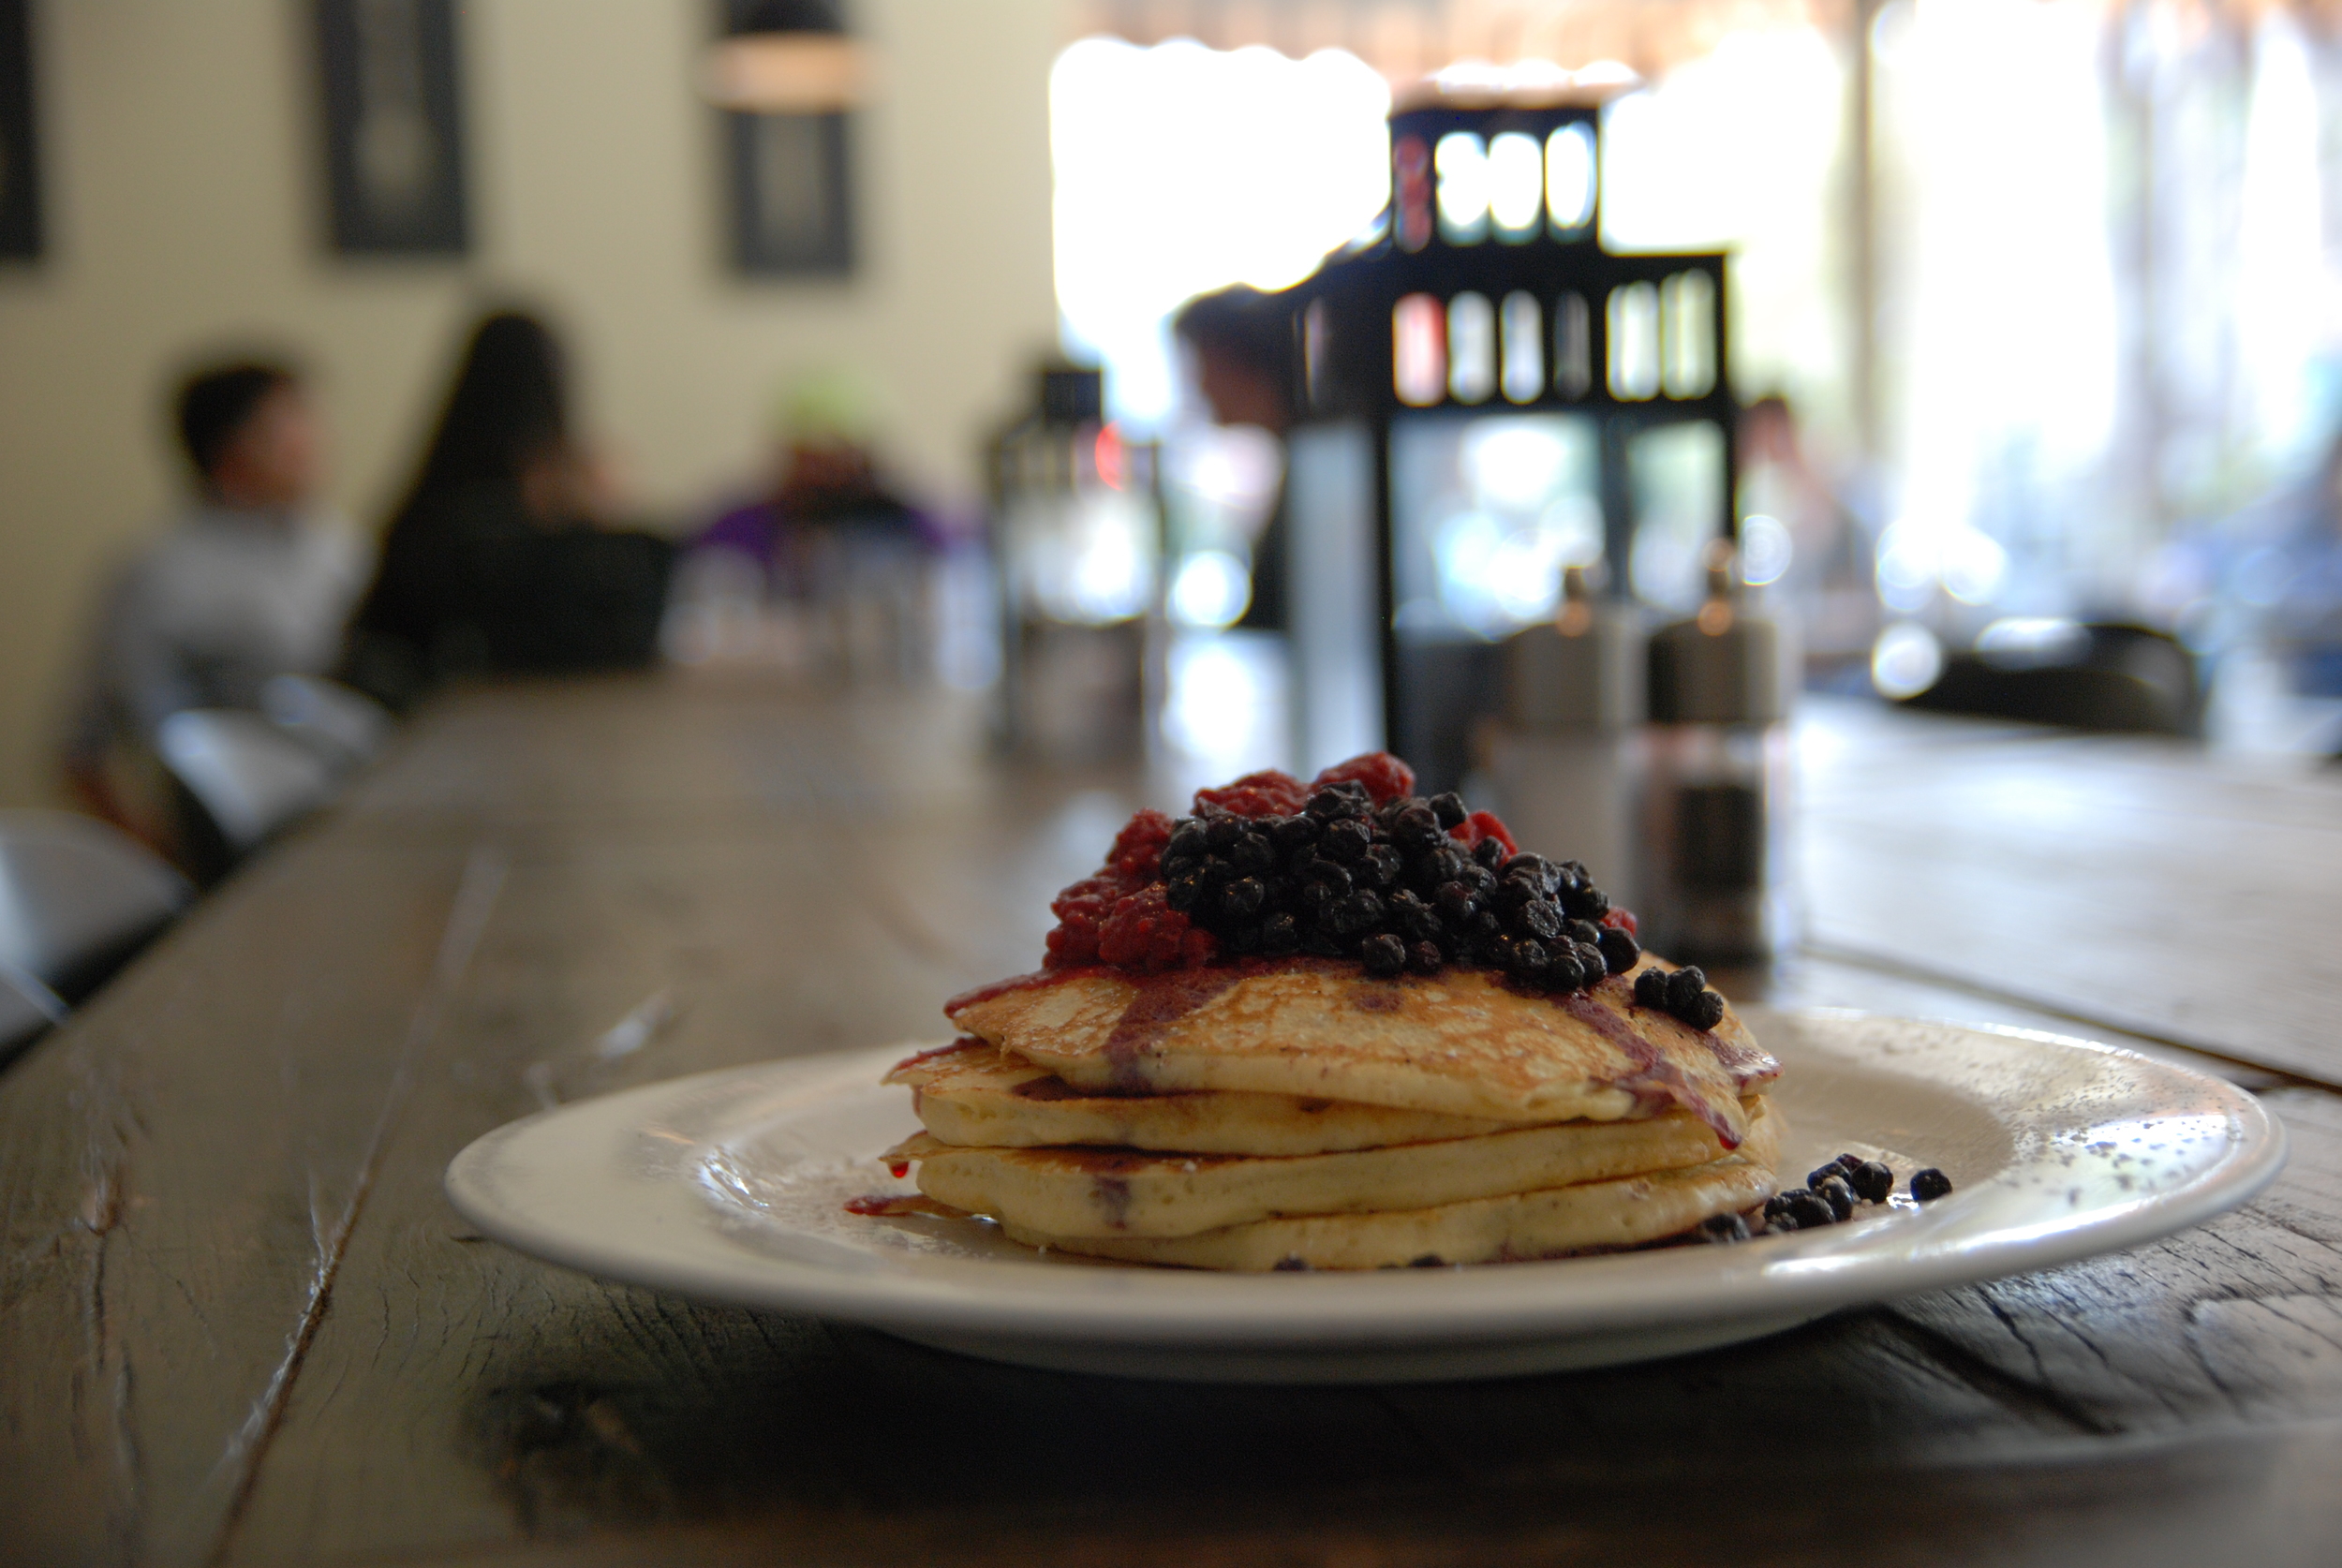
[7,675,2342,1567]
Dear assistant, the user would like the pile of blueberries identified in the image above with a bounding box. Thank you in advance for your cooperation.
[1697,1156,1954,1242]
[1159,779,1727,1028]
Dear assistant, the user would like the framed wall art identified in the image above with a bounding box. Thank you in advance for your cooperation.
[0,0,39,261]
[315,0,468,256]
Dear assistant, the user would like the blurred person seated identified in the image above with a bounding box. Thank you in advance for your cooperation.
[342,311,674,710]
[1737,393,1877,689]
[677,371,937,677]
[61,360,367,848]
[1172,286,1297,633]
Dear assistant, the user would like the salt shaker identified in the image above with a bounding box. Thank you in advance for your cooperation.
[1486,566,1645,909]
[1641,546,1795,962]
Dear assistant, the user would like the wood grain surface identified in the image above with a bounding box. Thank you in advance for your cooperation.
[4,673,2341,1567]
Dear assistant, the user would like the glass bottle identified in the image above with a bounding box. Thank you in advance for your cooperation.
[1641,546,1795,962]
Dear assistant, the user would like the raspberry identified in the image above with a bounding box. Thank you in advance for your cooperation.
[1311,752,1416,805]
[1193,770,1311,820]
[1600,907,1639,938]
[1096,886,1214,971]
[1448,810,1519,857]
[1104,809,1174,881]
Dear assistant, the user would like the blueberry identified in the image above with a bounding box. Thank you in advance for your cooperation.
[1321,819,1371,864]
[1569,941,1608,988]
[1391,805,1444,851]
[1911,1168,1953,1203]
[1327,890,1385,936]
[1561,880,1610,920]
[1816,1176,1855,1221]
[1665,968,1706,1013]
[1407,939,1445,974]
[1596,925,1639,975]
[1302,862,1352,900]
[1261,912,1299,954]
[1806,1164,1845,1191]
[1230,832,1276,874]
[1360,932,1407,977]
[1519,898,1563,940]
[1166,820,1208,860]
[1268,814,1320,851]
[1428,791,1467,830]
[1561,918,1602,948]
[1782,1189,1836,1228]
[1299,930,1344,958]
[1682,988,1727,1031]
[1698,1213,1751,1244]
[1633,968,1672,1009]
[1164,873,1206,913]
[1433,881,1478,925]
[1306,783,1370,821]
[1362,846,1404,889]
[1272,1254,1312,1271]
[1220,877,1267,920]
[1849,1161,1894,1204]
[1509,938,1550,978]
[1473,837,1509,871]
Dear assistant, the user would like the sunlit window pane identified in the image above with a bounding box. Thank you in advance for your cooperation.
[1394,293,1445,407]
[1546,122,1595,233]
[1489,132,1543,240]
[1448,292,1495,404]
[1501,291,1543,404]
[1435,132,1490,244]
[1660,270,1717,397]
[1608,282,1659,400]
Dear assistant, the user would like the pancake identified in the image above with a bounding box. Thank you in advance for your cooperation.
[994,1109,1782,1271]
[890,1095,1773,1238]
[885,1040,1518,1155]
[946,957,1777,1148]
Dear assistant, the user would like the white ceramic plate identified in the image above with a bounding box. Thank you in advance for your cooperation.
[445,1008,2285,1383]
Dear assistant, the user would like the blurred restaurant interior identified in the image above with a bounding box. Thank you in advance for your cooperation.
[8,1,2342,1562]
[7,1,2342,849]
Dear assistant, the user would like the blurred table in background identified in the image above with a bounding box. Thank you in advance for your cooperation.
[5,673,2342,1566]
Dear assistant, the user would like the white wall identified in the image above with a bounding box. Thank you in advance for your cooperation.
[0,0,1067,807]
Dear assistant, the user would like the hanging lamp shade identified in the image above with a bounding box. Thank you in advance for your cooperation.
[704,0,867,114]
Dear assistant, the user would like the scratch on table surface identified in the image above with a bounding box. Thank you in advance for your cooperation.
[201,842,508,1565]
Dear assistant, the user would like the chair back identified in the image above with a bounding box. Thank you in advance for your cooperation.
[0,810,191,1004]
[156,709,342,857]
[261,674,393,768]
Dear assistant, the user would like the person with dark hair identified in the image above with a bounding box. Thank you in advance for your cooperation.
[61,358,367,841]
[1173,285,1297,632]
[341,310,675,709]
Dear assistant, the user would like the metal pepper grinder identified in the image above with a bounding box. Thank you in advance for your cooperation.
[1641,544,1796,962]
[1486,566,1645,910]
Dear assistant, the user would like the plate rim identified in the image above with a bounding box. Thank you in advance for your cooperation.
[443,1008,2289,1350]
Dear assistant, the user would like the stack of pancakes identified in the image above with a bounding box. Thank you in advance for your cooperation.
[879,957,1782,1271]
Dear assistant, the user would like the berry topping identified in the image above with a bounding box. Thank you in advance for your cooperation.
[1816,1175,1856,1221]
[1911,1168,1954,1202]
[1034,753,1660,1002]
[1849,1161,1895,1203]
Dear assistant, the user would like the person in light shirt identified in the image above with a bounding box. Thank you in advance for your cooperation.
[61,361,368,847]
